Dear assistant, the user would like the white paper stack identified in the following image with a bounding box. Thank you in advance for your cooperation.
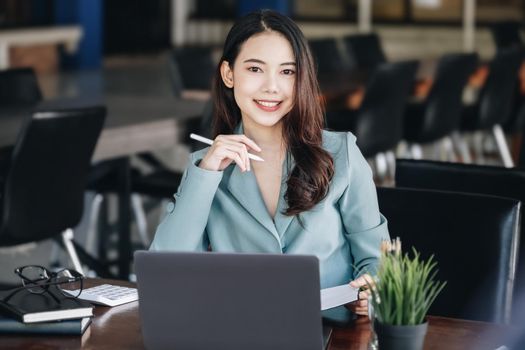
[320,284,359,310]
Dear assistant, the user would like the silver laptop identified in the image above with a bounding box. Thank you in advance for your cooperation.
[134,251,331,350]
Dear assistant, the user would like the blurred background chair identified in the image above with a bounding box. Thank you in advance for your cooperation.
[377,186,520,323]
[460,47,522,167]
[0,106,106,276]
[308,37,356,102]
[0,68,42,107]
[0,66,163,272]
[342,33,386,72]
[0,67,44,168]
[326,60,418,179]
[86,156,183,259]
[490,21,524,51]
[489,21,525,167]
[168,45,216,148]
[403,53,479,162]
[395,158,525,323]
[502,79,525,167]
[169,45,216,97]
[308,38,350,77]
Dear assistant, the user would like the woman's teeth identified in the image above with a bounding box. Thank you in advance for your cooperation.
[256,100,280,107]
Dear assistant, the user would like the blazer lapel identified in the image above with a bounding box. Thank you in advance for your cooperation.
[227,164,280,240]
[226,122,294,241]
[274,154,295,237]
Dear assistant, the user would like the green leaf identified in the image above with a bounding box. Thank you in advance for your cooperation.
[370,244,446,326]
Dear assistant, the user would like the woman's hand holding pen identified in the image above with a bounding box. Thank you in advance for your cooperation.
[199,135,262,172]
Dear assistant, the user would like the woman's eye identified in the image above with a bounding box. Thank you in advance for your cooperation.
[282,69,295,75]
[248,67,262,73]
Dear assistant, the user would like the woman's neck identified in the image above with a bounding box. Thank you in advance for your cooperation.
[242,118,285,158]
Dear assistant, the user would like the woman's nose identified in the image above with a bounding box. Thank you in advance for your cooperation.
[263,74,279,94]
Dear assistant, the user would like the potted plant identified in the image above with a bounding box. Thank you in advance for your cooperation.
[368,238,446,350]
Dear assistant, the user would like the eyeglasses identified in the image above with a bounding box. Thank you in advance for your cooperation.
[14,265,84,299]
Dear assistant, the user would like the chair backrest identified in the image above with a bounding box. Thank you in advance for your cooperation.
[478,47,522,128]
[342,33,386,72]
[356,60,418,157]
[0,106,106,246]
[308,38,349,76]
[377,186,520,323]
[169,46,216,97]
[395,158,525,322]
[0,68,42,106]
[490,21,524,50]
[421,53,479,140]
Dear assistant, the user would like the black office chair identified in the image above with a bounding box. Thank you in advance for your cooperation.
[0,67,44,179]
[86,159,182,260]
[164,46,215,151]
[342,33,386,72]
[169,46,216,97]
[308,38,360,105]
[490,23,525,167]
[460,48,522,167]
[0,106,106,276]
[309,38,350,76]
[326,61,418,178]
[377,186,520,323]
[0,67,42,106]
[490,21,524,51]
[395,158,525,323]
[403,53,479,161]
[507,93,525,168]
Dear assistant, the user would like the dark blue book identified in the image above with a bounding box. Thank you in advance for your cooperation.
[0,316,91,335]
[0,285,93,323]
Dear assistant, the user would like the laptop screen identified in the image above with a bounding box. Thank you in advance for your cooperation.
[135,251,325,350]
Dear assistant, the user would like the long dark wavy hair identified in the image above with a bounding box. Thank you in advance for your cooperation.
[212,9,334,216]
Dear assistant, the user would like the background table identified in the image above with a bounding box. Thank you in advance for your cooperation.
[0,96,206,161]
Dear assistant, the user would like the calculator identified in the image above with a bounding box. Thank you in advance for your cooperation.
[64,284,139,307]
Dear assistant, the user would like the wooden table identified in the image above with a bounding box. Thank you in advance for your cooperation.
[329,316,515,350]
[0,97,206,279]
[0,279,518,349]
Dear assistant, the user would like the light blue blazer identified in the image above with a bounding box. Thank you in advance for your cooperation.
[150,130,389,288]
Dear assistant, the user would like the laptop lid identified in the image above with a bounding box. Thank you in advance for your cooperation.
[134,251,324,350]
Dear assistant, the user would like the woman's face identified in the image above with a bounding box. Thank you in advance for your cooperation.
[221,31,296,130]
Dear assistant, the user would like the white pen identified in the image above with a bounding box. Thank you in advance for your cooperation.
[190,133,265,162]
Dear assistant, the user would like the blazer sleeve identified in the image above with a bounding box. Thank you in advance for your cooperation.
[338,133,390,278]
[149,150,223,251]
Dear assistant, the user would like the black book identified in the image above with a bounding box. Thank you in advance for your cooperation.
[0,285,93,323]
[0,316,91,335]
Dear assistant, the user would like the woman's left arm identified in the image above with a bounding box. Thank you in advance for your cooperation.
[338,133,390,315]
[339,133,390,276]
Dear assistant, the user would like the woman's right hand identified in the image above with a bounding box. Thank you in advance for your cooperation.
[199,134,261,172]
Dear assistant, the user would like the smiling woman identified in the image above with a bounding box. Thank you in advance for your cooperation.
[214,31,299,219]
[210,10,333,218]
[219,32,296,131]
[150,9,390,317]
